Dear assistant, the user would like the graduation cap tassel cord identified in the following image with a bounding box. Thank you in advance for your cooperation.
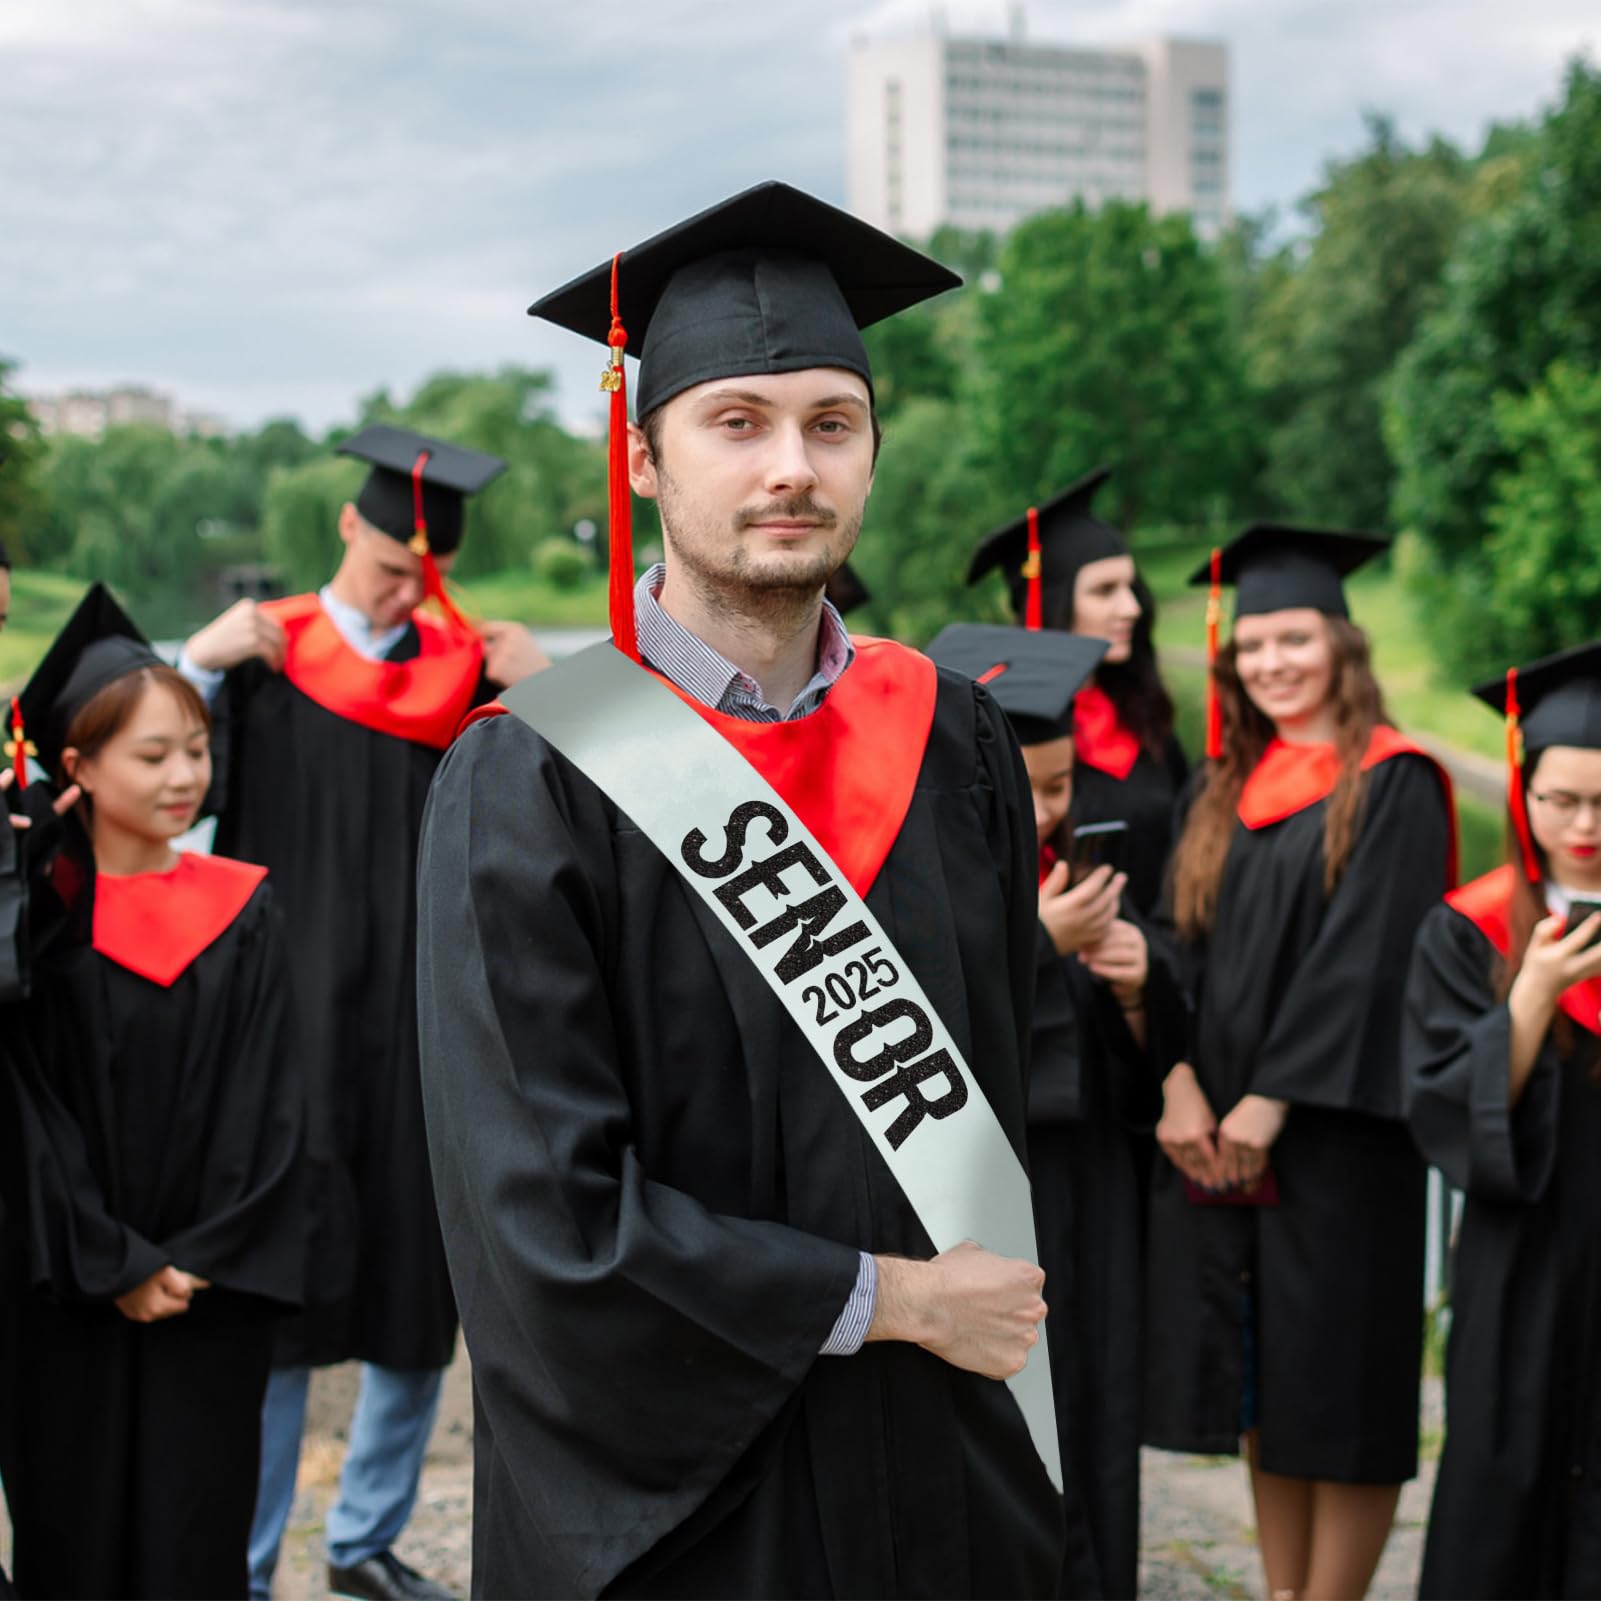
[1505,667,1543,886]
[1022,506,1043,631]
[409,450,472,637]
[1205,545,1223,761]
[602,253,639,663]
[8,697,30,791]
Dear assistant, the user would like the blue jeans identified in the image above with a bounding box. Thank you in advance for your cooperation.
[248,1363,444,1600]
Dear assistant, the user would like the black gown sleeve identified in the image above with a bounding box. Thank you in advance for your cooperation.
[155,889,305,1307]
[1246,755,1453,1117]
[415,713,864,1586]
[1029,923,1085,1124]
[1402,901,1559,1204]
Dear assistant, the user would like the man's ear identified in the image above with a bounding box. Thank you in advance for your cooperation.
[628,422,660,501]
[337,502,361,548]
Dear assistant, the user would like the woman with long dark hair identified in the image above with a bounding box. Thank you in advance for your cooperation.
[967,467,1187,914]
[1144,527,1455,1601]
[0,585,304,1599]
[1403,643,1601,1599]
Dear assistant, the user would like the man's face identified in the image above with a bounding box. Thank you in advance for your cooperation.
[629,367,875,600]
[336,504,456,630]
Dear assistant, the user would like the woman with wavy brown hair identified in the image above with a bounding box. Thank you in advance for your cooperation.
[1143,526,1456,1601]
[967,467,1188,915]
[1403,643,1601,1600]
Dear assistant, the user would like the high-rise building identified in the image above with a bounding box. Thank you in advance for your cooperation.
[846,15,1230,239]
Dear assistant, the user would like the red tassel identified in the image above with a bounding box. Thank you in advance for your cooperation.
[409,450,472,637]
[1205,546,1223,761]
[8,697,29,792]
[1506,667,1542,885]
[1022,506,1043,632]
[602,252,638,662]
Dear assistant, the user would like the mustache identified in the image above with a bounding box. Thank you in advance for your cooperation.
[735,495,838,531]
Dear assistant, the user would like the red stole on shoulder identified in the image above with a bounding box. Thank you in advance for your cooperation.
[463,637,938,899]
[1448,865,1601,1035]
[1073,682,1140,780]
[1238,724,1458,886]
[94,852,268,987]
[262,593,483,750]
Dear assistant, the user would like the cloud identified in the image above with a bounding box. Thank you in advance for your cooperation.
[4,0,1596,431]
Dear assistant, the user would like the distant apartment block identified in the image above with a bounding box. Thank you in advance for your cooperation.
[847,15,1230,239]
[28,385,229,440]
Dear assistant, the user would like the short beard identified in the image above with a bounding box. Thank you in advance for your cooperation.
[657,474,863,630]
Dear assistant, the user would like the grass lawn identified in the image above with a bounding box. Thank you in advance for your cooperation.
[453,569,609,629]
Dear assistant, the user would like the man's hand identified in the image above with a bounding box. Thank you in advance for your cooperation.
[480,621,551,689]
[869,1241,1047,1380]
[184,599,286,673]
[1037,862,1126,957]
[0,767,81,830]
[1156,1062,1224,1188]
[115,1264,200,1324]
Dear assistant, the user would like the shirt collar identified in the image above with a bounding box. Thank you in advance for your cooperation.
[633,563,855,720]
[319,584,410,660]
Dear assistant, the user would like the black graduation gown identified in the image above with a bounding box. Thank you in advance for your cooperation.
[1071,734,1189,918]
[208,621,489,1370]
[416,674,1064,1600]
[0,868,304,1600]
[1404,899,1601,1598]
[1030,904,1186,1599]
[1144,754,1450,1482]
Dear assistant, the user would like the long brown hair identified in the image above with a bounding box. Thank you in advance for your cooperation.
[1171,615,1391,938]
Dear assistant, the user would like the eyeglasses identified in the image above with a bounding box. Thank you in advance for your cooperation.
[1529,791,1601,822]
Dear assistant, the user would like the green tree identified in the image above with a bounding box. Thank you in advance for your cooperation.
[259,457,364,593]
[1249,117,1469,528]
[1482,360,1601,650]
[967,200,1255,532]
[0,358,48,563]
[1386,59,1601,671]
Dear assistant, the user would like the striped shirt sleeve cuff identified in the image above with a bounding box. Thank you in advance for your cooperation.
[819,1251,877,1356]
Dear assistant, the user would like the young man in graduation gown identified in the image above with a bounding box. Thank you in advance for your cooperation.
[1404,644,1601,1599]
[416,183,1066,1599]
[928,622,1189,1599]
[177,429,548,1601]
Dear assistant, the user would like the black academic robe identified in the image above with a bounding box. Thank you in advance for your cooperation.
[416,671,1064,1600]
[1144,752,1451,1483]
[0,859,304,1600]
[1030,903,1186,1599]
[1071,734,1189,918]
[1404,893,1601,1599]
[208,616,490,1370]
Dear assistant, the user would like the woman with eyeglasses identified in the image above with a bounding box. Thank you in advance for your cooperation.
[1403,643,1601,1600]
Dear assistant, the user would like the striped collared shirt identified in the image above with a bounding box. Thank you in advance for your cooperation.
[634,564,855,722]
[633,561,877,1354]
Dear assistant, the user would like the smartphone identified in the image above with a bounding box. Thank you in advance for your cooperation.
[1068,819,1129,880]
[1567,898,1601,947]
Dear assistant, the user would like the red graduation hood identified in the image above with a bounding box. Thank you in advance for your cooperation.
[463,636,938,899]
[1073,682,1140,780]
[262,593,483,751]
[1448,864,1601,1036]
[94,852,268,987]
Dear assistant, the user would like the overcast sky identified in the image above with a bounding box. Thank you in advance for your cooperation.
[4,0,1595,434]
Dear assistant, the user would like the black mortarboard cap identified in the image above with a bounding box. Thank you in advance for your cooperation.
[926,623,1106,746]
[1188,524,1388,619]
[1472,642,1601,751]
[337,425,507,556]
[526,181,962,417]
[16,583,163,780]
[825,562,871,618]
[966,468,1128,619]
